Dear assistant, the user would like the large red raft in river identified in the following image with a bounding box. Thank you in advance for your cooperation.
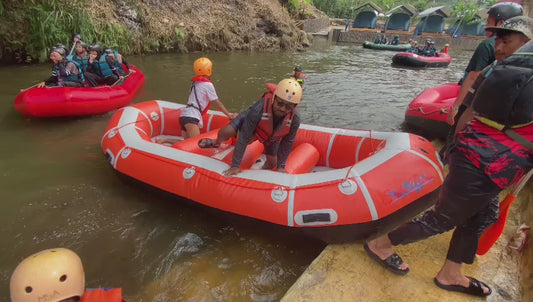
[404,83,460,139]
[101,100,445,243]
[14,65,145,117]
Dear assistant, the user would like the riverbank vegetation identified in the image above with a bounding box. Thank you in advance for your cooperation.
[0,0,322,64]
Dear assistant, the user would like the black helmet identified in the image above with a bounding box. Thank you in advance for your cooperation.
[50,47,66,57]
[73,33,82,40]
[487,2,523,23]
[54,43,68,54]
[89,43,102,55]
[294,65,302,72]
[104,48,114,55]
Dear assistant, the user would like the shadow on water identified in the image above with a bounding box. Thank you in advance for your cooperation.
[0,38,474,301]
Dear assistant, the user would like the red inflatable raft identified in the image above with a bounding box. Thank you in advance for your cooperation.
[404,83,460,139]
[14,65,145,118]
[392,52,452,68]
[101,100,444,243]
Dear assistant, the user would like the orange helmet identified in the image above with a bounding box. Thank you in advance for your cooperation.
[275,78,303,104]
[193,57,212,77]
[10,248,85,302]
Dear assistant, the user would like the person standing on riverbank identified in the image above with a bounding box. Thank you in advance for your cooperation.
[364,21,533,297]
[445,2,523,131]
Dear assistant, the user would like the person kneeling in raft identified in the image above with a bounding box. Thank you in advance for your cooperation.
[198,78,303,177]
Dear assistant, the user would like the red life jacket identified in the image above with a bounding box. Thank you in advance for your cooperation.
[80,288,125,302]
[254,84,295,145]
[189,75,212,115]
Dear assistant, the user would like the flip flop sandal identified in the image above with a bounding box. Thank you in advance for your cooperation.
[364,243,409,275]
[434,277,492,297]
[198,138,220,149]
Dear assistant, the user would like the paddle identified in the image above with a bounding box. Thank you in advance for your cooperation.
[20,83,42,92]
[110,72,132,86]
[477,168,533,255]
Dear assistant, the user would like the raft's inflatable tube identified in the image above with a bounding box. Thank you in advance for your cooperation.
[14,65,145,117]
[392,52,452,68]
[404,83,460,139]
[101,100,444,243]
[362,41,411,51]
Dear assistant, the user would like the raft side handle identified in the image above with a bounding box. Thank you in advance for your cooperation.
[294,209,338,226]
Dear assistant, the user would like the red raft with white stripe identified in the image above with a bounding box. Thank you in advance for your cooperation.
[14,65,145,118]
[392,52,452,68]
[404,83,460,139]
[101,100,444,243]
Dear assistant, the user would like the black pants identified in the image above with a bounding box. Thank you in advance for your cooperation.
[388,148,500,264]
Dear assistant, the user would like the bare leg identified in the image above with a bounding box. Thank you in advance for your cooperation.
[215,124,237,145]
[183,123,201,139]
[366,235,409,271]
[435,260,490,294]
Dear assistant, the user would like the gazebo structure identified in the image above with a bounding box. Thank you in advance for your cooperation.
[446,10,487,37]
[414,6,451,34]
[385,4,418,31]
[351,2,383,29]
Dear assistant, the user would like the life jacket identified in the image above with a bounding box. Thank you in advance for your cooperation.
[471,41,533,129]
[53,59,85,83]
[442,47,449,54]
[99,50,123,77]
[80,288,125,302]
[72,53,89,70]
[187,76,212,115]
[290,72,306,85]
[254,84,295,145]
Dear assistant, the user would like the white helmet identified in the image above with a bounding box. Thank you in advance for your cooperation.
[10,248,85,302]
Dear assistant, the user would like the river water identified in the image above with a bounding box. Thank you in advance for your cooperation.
[0,38,472,301]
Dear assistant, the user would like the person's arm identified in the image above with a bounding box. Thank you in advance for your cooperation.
[106,57,122,77]
[212,99,236,119]
[276,113,300,170]
[447,70,481,125]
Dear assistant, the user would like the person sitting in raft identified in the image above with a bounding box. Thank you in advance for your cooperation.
[71,41,100,87]
[390,35,400,45]
[289,65,306,89]
[380,34,388,44]
[85,43,108,86]
[374,34,381,44]
[10,248,127,302]
[157,57,237,144]
[407,41,419,54]
[36,47,85,88]
[95,48,131,85]
[69,33,83,56]
[197,78,303,177]
[441,43,450,54]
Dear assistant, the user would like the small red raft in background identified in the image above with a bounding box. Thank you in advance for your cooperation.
[101,100,444,243]
[392,52,452,68]
[404,83,460,139]
[14,65,145,118]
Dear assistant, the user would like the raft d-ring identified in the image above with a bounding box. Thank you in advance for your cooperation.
[271,187,288,203]
[150,112,160,121]
[121,148,131,159]
[183,167,196,179]
[338,179,357,195]
[108,130,116,139]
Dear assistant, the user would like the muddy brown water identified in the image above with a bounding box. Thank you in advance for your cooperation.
[0,38,477,301]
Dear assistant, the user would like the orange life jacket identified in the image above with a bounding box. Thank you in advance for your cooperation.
[80,288,125,302]
[254,85,295,145]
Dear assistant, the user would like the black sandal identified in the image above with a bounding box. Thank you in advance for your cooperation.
[198,138,220,149]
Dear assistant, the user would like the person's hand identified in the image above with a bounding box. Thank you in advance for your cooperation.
[119,76,125,80]
[36,82,45,88]
[223,167,241,177]
[447,106,457,125]
[129,69,136,74]
[228,112,238,119]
